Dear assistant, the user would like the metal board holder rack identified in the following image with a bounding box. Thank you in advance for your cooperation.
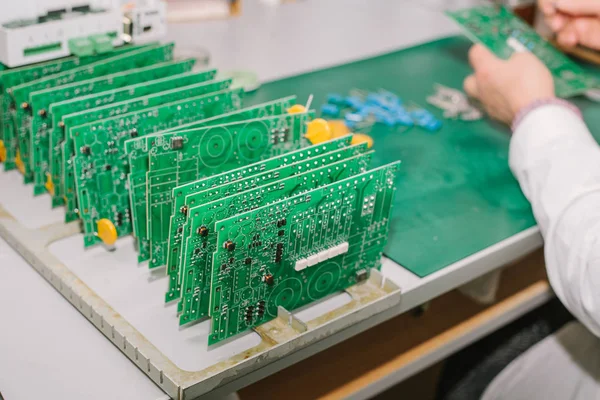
[0,197,402,399]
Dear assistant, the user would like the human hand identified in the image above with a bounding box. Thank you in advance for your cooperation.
[539,0,600,49]
[463,44,555,124]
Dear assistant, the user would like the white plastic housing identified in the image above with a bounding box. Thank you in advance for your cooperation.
[0,9,123,68]
[0,0,167,68]
[123,1,167,44]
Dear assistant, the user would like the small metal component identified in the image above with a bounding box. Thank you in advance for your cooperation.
[426,83,483,121]
[80,145,91,155]
[355,269,368,282]
[197,225,208,237]
[130,128,138,138]
[38,109,47,118]
[224,240,235,251]
[245,257,252,265]
[264,274,274,285]
[21,102,30,111]
[181,206,189,216]
[171,136,184,150]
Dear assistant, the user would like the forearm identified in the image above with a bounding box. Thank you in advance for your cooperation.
[511,104,600,336]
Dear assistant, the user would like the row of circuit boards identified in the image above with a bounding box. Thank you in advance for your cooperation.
[0,42,400,345]
[446,5,598,98]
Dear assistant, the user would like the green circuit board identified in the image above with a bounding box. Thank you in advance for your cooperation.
[126,97,297,263]
[208,163,399,345]
[30,59,197,196]
[145,112,313,269]
[48,65,212,207]
[446,6,598,97]
[1,57,82,168]
[61,73,231,217]
[72,88,244,246]
[165,136,356,306]
[0,43,151,169]
[60,77,231,221]
[178,150,371,326]
[11,43,174,182]
[160,96,296,134]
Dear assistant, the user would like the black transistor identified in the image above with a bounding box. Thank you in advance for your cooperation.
[171,136,184,150]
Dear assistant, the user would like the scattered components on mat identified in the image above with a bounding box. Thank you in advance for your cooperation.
[322,89,443,133]
[426,84,483,121]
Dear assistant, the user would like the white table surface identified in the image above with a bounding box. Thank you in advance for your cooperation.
[0,0,519,399]
[0,235,167,400]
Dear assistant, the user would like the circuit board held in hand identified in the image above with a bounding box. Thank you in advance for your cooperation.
[446,5,598,98]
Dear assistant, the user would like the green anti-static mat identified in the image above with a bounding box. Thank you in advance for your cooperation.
[245,36,600,277]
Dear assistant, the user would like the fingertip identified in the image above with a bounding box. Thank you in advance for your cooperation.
[554,0,600,16]
[574,17,594,35]
[574,17,600,49]
[463,74,479,99]
[555,20,579,47]
[550,14,568,31]
[468,44,493,68]
[557,30,578,47]
[540,2,556,15]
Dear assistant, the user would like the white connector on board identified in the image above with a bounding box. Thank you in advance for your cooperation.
[294,242,349,272]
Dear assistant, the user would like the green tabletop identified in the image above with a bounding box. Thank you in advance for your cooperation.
[245,36,600,277]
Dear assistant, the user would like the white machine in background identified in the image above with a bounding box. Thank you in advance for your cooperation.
[0,0,167,68]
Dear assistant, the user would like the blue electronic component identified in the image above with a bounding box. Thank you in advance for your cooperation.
[365,93,385,106]
[321,103,340,117]
[409,108,442,131]
[366,92,403,112]
[422,119,443,132]
[326,93,345,105]
[377,113,396,127]
[379,90,403,104]
[344,112,363,128]
[394,112,414,127]
[345,96,365,110]
[359,105,386,119]
[409,109,431,120]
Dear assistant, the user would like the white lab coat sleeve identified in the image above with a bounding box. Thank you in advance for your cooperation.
[510,104,600,337]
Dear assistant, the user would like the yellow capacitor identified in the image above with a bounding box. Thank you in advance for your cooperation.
[287,104,307,114]
[327,120,351,138]
[305,118,332,144]
[0,140,6,162]
[15,151,25,174]
[45,174,55,195]
[97,218,118,246]
[351,133,374,148]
